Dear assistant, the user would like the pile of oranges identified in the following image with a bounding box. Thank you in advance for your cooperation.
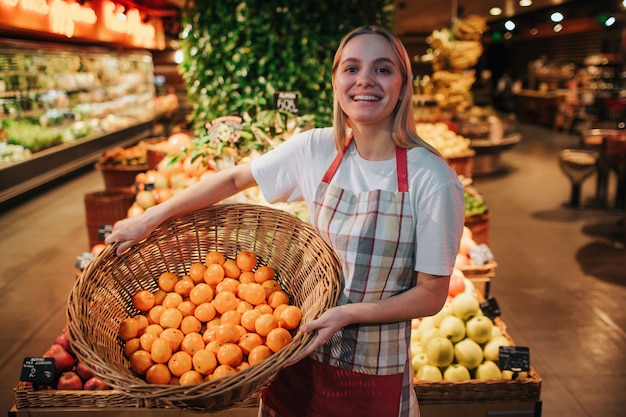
[118,250,303,386]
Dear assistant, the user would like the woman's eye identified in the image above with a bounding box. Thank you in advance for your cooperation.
[345,66,358,73]
[376,67,391,73]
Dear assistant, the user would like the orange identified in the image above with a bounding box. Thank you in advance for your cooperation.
[239,271,256,284]
[180,315,202,335]
[255,313,278,337]
[216,343,243,367]
[178,369,203,385]
[158,272,179,292]
[236,362,250,372]
[181,332,206,356]
[204,340,222,355]
[194,302,216,322]
[132,289,156,312]
[176,300,197,318]
[254,304,273,315]
[188,262,207,283]
[238,332,263,355]
[254,265,275,283]
[236,250,257,272]
[168,351,193,377]
[174,279,194,297]
[118,317,140,341]
[268,290,290,309]
[144,323,164,337]
[147,305,166,324]
[189,283,214,305]
[161,292,184,309]
[129,349,154,375]
[203,263,225,285]
[242,283,266,306]
[261,280,281,297]
[240,309,262,333]
[247,345,272,366]
[236,300,253,314]
[123,337,141,359]
[135,315,150,335]
[265,327,292,353]
[153,289,167,305]
[215,323,240,345]
[145,363,171,384]
[205,251,225,266]
[216,280,237,294]
[213,291,237,315]
[212,364,237,380]
[235,325,247,338]
[150,337,173,364]
[192,349,217,376]
[222,259,241,279]
[202,327,217,344]
[272,304,288,322]
[159,328,184,351]
[220,309,241,326]
[277,305,303,330]
[139,331,158,352]
[159,307,183,329]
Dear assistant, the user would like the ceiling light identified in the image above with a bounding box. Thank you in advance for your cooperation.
[604,16,616,26]
[519,0,532,7]
[551,12,564,23]
[504,20,516,31]
[530,27,538,35]
[490,7,502,16]
[553,23,563,32]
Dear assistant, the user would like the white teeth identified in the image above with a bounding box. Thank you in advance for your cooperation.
[353,95,379,101]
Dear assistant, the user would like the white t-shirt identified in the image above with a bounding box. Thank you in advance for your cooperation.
[250,127,464,276]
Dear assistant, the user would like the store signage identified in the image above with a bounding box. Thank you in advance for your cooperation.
[273,91,299,114]
[499,346,531,373]
[20,357,55,385]
[0,0,165,49]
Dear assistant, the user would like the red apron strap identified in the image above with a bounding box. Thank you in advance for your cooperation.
[396,147,408,192]
[321,139,351,184]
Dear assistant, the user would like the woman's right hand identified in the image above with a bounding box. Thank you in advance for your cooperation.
[104,213,157,256]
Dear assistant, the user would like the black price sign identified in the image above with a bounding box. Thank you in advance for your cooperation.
[499,346,530,372]
[480,297,501,320]
[273,91,299,114]
[74,252,95,271]
[469,243,494,265]
[21,357,55,385]
[98,224,114,242]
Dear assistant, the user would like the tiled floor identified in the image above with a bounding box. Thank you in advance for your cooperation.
[0,122,624,416]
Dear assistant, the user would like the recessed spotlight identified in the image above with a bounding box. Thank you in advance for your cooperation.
[504,20,516,31]
[605,16,616,26]
[551,12,564,23]
[519,0,533,7]
[490,7,502,16]
[553,23,563,32]
[530,27,538,35]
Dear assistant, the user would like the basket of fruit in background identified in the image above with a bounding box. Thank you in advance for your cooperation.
[67,203,342,412]
[95,146,150,192]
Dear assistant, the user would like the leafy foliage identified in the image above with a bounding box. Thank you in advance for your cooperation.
[178,0,394,136]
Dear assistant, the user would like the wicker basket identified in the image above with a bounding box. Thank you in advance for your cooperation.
[446,150,475,178]
[460,260,498,279]
[84,191,136,248]
[464,212,489,245]
[67,204,342,412]
[95,162,148,192]
[413,318,542,404]
[13,382,145,409]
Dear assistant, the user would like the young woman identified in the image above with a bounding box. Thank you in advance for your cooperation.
[106,25,464,417]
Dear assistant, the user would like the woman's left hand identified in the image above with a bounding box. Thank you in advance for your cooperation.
[284,306,350,366]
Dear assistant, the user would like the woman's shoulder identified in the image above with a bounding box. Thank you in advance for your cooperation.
[287,127,336,155]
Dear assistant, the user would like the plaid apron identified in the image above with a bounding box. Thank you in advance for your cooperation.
[262,141,418,417]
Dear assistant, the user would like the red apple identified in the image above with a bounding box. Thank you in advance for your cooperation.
[56,371,83,390]
[54,328,72,354]
[43,344,75,376]
[75,361,94,381]
[83,376,111,390]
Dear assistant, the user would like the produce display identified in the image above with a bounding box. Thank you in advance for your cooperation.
[97,145,148,167]
[120,249,303,386]
[416,122,472,158]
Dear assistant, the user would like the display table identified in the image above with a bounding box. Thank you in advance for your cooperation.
[470,133,522,176]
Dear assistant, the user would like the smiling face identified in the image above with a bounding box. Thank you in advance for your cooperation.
[332,33,404,131]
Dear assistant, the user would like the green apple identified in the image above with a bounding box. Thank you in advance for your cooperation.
[425,337,455,367]
[416,316,437,340]
[411,352,429,374]
[439,315,466,343]
[443,364,471,381]
[491,325,503,339]
[432,302,454,327]
[420,327,441,348]
[483,335,511,362]
[475,360,502,380]
[454,338,483,370]
[450,292,480,321]
[466,315,494,344]
[416,364,443,381]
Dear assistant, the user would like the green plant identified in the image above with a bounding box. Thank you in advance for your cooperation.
[178,0,394,136]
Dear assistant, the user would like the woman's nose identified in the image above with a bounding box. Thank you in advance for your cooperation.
[356,71,374,86]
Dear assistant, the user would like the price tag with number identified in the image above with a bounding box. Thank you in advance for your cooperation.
[98,224,114,242]
[499,346,530,372]
[480,297,501,320]
[74,252,95,271]
[21,357,55,385]
[273,91,299,114]
[469,243,494,265]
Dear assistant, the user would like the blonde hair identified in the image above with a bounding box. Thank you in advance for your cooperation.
[331,26,439,155]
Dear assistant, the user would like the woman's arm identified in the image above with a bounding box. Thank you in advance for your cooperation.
[105,163,257,255]
[289,271,449,362]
